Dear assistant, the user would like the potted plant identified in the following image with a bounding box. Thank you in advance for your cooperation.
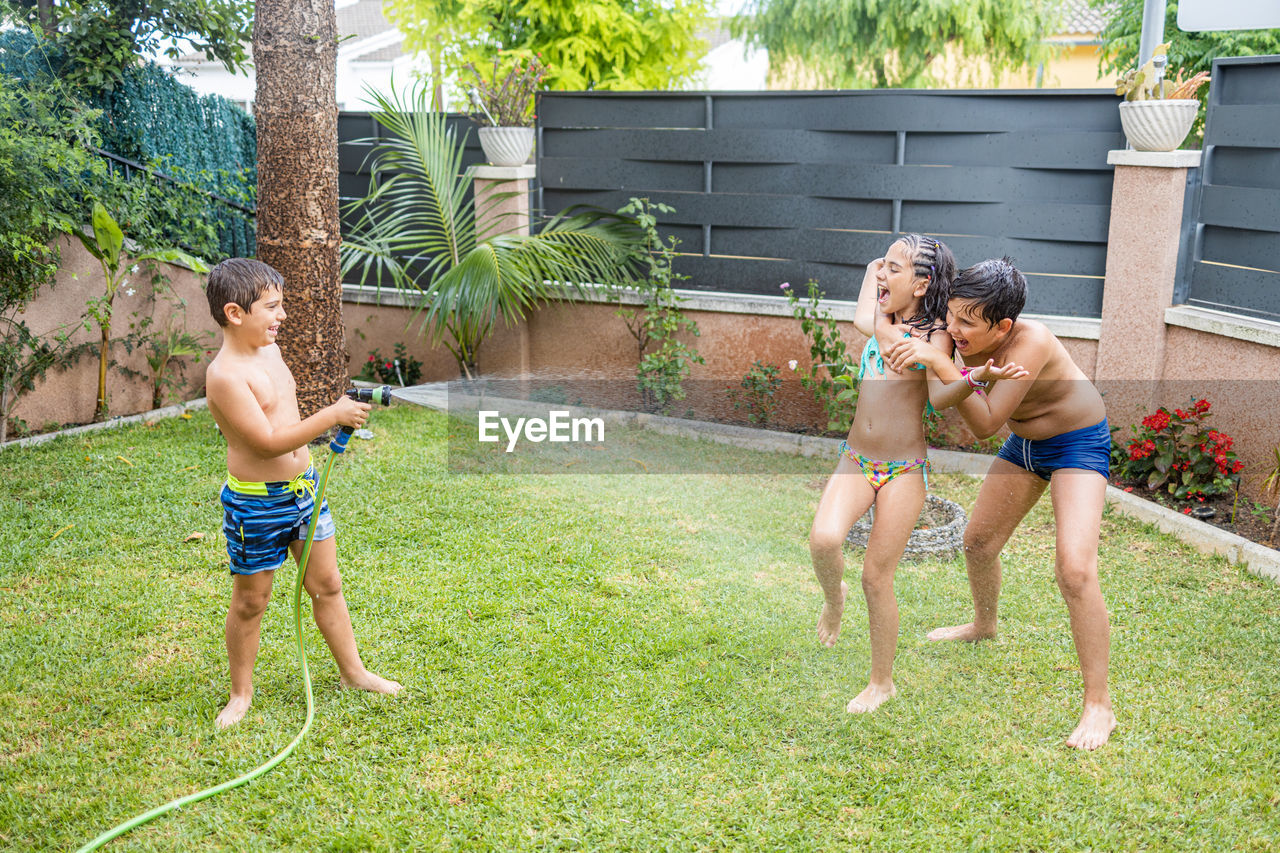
[1114,43,1210,152]
[466,56,544,167]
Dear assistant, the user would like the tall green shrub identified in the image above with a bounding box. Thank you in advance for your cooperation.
[0,74,102,440]
[613,198,703,414]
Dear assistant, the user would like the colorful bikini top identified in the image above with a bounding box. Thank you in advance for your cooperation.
[858,332,936,417]
[859,332,926,380]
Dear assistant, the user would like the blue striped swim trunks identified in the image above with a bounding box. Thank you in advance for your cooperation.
[220,465,335,575]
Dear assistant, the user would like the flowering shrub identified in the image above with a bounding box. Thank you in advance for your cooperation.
[727,359,782,426]
[358,343,423,387]
[1121,399,1243,501]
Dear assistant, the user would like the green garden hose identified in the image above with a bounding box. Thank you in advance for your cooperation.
[76,386,391,851]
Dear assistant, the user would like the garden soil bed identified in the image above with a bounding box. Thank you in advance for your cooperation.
[1110,478,1278,551]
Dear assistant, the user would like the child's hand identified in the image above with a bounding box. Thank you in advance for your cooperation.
[974,360,1029,383]
[882,335,937,373]
[332,396,371,429]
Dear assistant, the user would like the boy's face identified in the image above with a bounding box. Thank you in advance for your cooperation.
[230,286,286,346]
[876,241,928,316]
[946,298,1010,357]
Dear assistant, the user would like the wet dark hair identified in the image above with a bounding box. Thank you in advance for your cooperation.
[949,256,1027,328]
[893,233,957,339]
[206,258,284,327]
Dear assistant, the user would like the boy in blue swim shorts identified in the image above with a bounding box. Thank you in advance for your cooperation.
[205,258,401,728]
[882,257,1116,751]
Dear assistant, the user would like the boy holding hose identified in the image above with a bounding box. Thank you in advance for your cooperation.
[204,258,401,728]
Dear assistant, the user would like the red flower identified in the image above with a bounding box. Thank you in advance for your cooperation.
[385,362,392,369]
[1232,460,1244,473]
[1142,410,1170,431]
[368,355,375,362]
[1183,507,1192,514]
[1124,486,1134,493]
[1194,399,1211,413]
[1175,408,1190,419]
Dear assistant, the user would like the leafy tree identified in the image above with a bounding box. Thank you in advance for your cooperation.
[1,0,253,90]
[384,0,712,95]
[730,0,1057,88]
[1093,0,1280,91]
[341,86,644,380]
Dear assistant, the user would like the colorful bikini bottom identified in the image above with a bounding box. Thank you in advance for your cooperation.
[838,440,930,491]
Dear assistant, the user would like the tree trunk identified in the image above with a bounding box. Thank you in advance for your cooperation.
[36,0,56,36]
[254,0,347,419]
[431,37,445,111]
[95,322,110,421]
[1,381,11,444]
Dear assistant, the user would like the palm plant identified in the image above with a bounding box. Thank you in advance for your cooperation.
[340,84,642,380]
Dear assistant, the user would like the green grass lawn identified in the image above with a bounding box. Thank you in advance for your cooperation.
[2,406,1278,851]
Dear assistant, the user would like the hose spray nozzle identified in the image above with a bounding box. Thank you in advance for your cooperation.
[345,385,393,407]
[332,385,394,452]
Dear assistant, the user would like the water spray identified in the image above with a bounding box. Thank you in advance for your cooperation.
[76,386,394,852]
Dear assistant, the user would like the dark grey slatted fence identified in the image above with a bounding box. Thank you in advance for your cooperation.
[537,90,1123,317]
[1178,56,1280,321]
[337,111,486,285]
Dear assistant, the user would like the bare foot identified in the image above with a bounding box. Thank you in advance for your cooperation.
[926,622,997,642]
[339,669,403,695]
[817,581,849,647]
[1066,702,1116,751]
[215,693,252,729]
[846,682,896,714]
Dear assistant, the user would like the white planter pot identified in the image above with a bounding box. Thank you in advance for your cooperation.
[1118,99,1199,152]
[478,126,535,167]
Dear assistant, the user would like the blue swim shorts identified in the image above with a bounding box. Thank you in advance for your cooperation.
[220,466,335,575]
[995,418,1110,481]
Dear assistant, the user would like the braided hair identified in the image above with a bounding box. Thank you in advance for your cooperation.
[892,233,956,340]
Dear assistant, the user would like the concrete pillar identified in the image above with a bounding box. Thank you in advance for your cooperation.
[1095,149,1200,429]
[471,163,536,377]
[472,164,535,239]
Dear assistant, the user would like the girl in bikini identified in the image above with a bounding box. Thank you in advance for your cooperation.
[809,234,1024,714]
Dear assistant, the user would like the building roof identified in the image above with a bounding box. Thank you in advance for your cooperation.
[702,22,735,53]
[1057,0,1109,36]
[337,0,396,44]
